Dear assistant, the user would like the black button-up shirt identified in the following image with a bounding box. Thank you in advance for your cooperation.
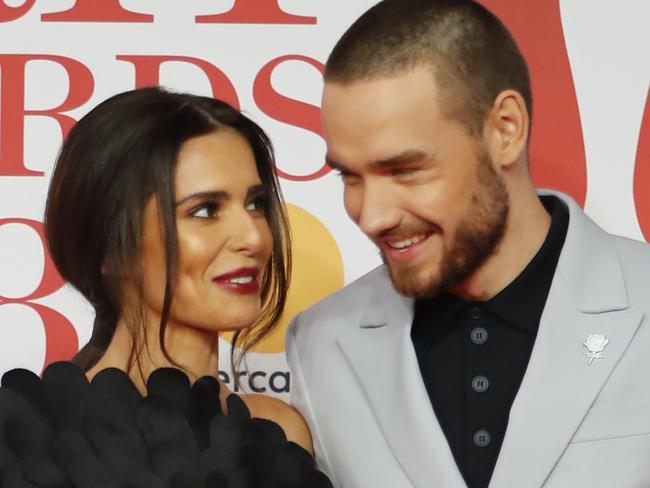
[411,196,569,488]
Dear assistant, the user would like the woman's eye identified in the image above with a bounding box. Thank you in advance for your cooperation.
[246,195,269,213]
[190,203,219,219]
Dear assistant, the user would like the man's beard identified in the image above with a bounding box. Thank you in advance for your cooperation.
[381,149,510,298]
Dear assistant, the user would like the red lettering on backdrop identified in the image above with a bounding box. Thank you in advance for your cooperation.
[0,219,78,370]
[116,55,240,109]
[633,89,650,241]
[0,0,36,22]
[41,0,152,22]
[480,0,587,206]
[196,0,316,25]
[0,54,94,176]
[254,55,327,181]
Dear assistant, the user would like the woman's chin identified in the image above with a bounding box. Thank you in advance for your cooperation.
[215,317,259,333]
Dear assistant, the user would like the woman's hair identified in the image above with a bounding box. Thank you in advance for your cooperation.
[44,87,291,373]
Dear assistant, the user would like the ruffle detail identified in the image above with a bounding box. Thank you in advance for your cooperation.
[0,362,332,488]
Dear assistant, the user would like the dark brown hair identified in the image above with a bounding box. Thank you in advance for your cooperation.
[325,0,532,136]
[45,87,291,373]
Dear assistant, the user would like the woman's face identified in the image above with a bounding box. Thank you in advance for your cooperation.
[140,129,273,333]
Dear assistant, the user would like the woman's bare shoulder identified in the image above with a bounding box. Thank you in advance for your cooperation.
[242,394,313,454]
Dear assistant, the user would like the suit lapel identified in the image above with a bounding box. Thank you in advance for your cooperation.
[337,267,467,488]
[490,193,643,487]
[489,277,641,487]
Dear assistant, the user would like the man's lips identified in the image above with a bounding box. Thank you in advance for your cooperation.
[386,234,428,250]
[379,233,431,264]
[212,267,260,294]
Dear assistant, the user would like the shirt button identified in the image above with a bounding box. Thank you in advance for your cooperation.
[468,306,482,319]
[470,327,488,345]
[473,429,491,448]
[472,375,490,393]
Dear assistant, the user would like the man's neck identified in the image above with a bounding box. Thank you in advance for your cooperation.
[450,188,552,301]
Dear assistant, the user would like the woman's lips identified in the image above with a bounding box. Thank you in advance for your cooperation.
[212,267,260,294]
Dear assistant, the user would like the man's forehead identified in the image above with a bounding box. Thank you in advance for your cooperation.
[322,79,443,133]
[324,64,439,92]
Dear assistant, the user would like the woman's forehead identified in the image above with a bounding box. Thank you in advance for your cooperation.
[174,130,261,197]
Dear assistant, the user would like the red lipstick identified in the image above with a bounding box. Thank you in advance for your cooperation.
[212,267,260,294]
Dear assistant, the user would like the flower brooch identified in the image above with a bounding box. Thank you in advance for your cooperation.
[583,334,609,366]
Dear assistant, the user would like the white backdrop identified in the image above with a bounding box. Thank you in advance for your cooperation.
[0,0,648,401]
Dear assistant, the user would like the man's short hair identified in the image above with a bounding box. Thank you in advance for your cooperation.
[324,0,532,136]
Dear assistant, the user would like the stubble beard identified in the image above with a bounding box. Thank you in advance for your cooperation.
[383,151,510,298]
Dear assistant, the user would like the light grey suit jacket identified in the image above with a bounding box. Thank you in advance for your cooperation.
[286,192,650,487]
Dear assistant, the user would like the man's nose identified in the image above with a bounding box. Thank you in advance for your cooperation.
[348,182,401,237]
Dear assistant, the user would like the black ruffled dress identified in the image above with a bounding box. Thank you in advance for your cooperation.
[0,362,333,488]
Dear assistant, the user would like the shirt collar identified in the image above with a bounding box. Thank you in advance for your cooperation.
[413,195,569,336]
[480,195,569,333]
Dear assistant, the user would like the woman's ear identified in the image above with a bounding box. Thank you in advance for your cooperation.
[483,89,529,169]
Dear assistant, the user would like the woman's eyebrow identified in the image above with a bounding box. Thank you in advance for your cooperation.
[175,190,228,207]
[246,184,266,198]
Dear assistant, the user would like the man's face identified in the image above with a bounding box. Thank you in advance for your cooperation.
[321,66,509,298]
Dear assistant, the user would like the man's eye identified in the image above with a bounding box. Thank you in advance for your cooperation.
[190,203,219,219]
[336,170,360,183]
[390,167,416,177]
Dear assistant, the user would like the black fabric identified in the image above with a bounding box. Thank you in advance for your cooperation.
[411,196,569,488]
[0,361,332,488]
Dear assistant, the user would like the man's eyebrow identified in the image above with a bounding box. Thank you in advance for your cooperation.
[369,149,429,169]
[326,149,429,172]
[175,190,228,207]
[325,154,347,172]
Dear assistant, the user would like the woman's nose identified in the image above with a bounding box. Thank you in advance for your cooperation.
[228,209,268,256]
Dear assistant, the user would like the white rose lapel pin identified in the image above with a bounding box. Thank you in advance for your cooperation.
[583,334,609,366]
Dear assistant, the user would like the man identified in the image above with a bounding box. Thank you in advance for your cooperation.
[286,1,650,487]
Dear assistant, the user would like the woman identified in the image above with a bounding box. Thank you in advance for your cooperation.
[0,87,331,487]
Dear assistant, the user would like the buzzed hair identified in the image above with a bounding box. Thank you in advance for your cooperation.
[324,0,532,136]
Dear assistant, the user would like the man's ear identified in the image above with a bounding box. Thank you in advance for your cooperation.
[483,89,529,169]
